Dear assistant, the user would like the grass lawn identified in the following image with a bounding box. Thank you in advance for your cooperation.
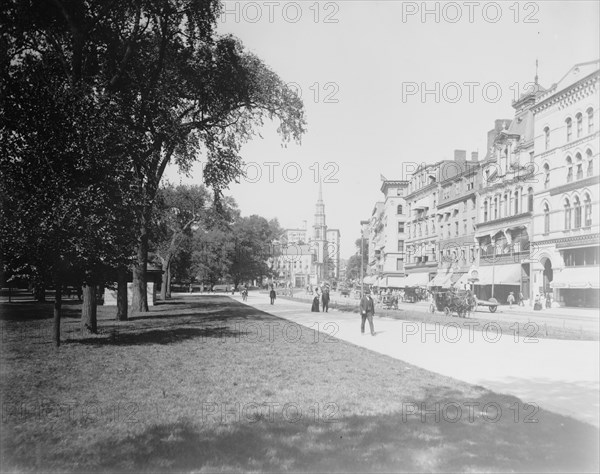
[1,296,598,472]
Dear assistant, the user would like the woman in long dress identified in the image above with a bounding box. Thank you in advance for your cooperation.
[311,289,320,312]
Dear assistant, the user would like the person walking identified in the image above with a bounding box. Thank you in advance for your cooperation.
[269,286,276,305]
[311,289,320,312]
[518,291,525,306]
[321,288,330,313]
[545,292,552,309]
[507,292,515,308]
[359,290,376,336]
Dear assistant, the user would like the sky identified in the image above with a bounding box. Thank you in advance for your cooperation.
[165,0,600,259]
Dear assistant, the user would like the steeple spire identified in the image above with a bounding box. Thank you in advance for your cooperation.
[318,181,323,202]
[535,59,539,85]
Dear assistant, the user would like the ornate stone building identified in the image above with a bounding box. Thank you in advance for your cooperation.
[531,60,599,307]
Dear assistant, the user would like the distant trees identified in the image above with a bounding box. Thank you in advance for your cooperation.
[345,238,369,282]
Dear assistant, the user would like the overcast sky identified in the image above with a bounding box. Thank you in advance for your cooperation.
[165,0,600,259]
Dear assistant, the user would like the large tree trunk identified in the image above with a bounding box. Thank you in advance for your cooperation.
[160,257,171,300]
[53,286,62,347]
[132,224,149,313]
[35,283,46,302]
[116,267,128,321]
[82,284,97,333]
[165,263,172,299]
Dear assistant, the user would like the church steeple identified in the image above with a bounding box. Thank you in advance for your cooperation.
[313,183,328,283]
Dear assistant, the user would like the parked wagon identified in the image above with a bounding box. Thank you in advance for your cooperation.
[429,289,477,318]
[473,296,499,313]
[381,294,399,310]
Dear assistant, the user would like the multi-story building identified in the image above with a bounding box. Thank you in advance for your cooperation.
[326,228,341,279]
[404,161,455,287]
[531,60,599,307]
[429,151,482,289]
[365,202,385,286]
[473,80,545,303]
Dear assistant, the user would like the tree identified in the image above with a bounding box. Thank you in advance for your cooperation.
[2,0,306,317]
[346,238,369,282]
[152,184,210,299]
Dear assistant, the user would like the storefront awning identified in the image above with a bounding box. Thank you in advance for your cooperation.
[475,264,521,285]
[452,272,470,288]
[386,276,406,288]
[363,275,376,285]
[427,271,453,288]
[404,272,430,287]
[551,267,600,289]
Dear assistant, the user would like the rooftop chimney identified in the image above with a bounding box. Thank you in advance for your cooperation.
[471,152,479,162]
[454,149,467,163]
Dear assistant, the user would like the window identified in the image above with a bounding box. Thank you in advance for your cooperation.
[566,117,572,142]
[455,221,459,236]
[503,194,508,217]
[584,193,592,227]
[576,113,583,138]
[398,240,404,253]
[494,197,498,219]
[528,188,534,212]
[544,127,550,150]
[587,149,594,177]
[576,153,583,180]
[543,164,550,189]
[463,220,467,235]
[471,198,476,210]
[566,156,573,182]
[471,216,476,232]
[396,258,403,271]
[544,203,550,234]
[514,191,519,214]
[564,198,572,230]
[397,204,403,214]
[588,107,595,134]
[398,222,405,233]
[573,196,582,229]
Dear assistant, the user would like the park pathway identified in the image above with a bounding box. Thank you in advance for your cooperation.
[234,291,600,427]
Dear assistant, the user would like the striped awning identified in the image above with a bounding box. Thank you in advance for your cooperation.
[551,267,600,289]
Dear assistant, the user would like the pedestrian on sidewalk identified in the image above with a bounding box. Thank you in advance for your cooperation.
[311,288,320,312]
[545,292,552,309]
[507,292,515,308]
[359,290,376,336]
[321,288,330,312]
[518,291,525,306]
[269,286,276,305]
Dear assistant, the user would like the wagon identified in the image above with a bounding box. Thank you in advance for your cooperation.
[429,289,477,318]
[473,297,499,313]
[381,294,398,310]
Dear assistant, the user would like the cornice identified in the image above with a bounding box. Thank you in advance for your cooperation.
[549,175,600,196]
[533,71,599,114]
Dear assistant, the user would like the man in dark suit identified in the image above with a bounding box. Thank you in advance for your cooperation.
[359,290,376,336]
[321,288,330,312]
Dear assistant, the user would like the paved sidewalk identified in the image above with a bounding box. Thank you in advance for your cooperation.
[237,292,600,427]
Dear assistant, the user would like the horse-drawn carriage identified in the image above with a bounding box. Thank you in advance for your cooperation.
[429,288,477,318]
[381,294,399,310]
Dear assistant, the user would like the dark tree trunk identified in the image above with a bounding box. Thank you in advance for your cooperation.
[116,268,128,321]
[165,263,172,299]
[53,286,62,347]
[81,284,97,333]
[132,225,149,313]
[35,283,46,302]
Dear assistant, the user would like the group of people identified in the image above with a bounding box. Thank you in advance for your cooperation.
[310,286,330,312]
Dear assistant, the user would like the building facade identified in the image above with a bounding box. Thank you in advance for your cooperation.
[531,60,599,307]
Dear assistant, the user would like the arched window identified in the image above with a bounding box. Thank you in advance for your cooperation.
[566,117,572,142]
[514,190,519,214]
[574,196,582,229]
[397,204,403,215]
[587,149,594,177]
[566,156,573,182]
[588,107,595,134]
[493,197,498,219]
[543,163,550,189]
[544,126,550,150]
[584,193,592,227]
[576,153,583,180]
[544,203,550,234]
[527,188,533,212]
[503,194,508,217]
[564,198,572,230]
[483,201,488,222]
[576,113,583,138]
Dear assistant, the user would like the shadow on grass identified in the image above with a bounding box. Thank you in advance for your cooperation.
[15,393,598,473]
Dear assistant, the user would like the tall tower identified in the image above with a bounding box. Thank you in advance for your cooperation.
[313,183,328,283]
